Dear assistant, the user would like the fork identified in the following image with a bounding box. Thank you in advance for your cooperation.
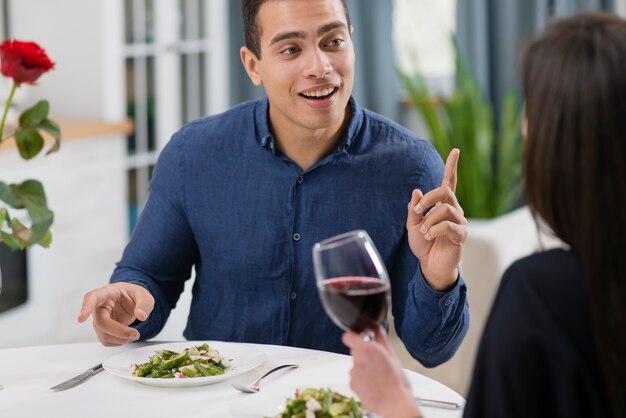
[232,364,299,393]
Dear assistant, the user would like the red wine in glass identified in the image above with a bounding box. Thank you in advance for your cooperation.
[313,230,391,337]
[319,276,389,333]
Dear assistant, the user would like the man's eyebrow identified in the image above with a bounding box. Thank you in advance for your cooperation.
[270,31,306,46]
[318,21,348,37]
[269,21,349,47]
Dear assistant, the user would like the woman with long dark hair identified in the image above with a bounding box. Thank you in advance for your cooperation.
[343,12,626,418]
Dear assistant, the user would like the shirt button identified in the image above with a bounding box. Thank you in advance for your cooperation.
[293,233,301,241]
[297,175,304,184]
[444,299,452,307]
[261,137,267,145]
[290,292,297,300]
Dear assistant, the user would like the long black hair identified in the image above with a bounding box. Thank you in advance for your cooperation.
[521,12,626,416]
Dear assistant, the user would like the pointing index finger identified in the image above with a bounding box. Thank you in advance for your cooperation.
[442,148,460,192]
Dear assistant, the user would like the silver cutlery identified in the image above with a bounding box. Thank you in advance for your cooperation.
[232,364,299,393]
[416,396,461,410]
[50,363,104,391]
[363,396,460,417]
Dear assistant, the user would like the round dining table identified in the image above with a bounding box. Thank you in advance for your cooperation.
[0,341,465,418]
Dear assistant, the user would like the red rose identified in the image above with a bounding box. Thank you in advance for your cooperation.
[0,40,55,85]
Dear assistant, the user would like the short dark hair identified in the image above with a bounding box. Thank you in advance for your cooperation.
[521,12,626,416]
[241,0,351,58]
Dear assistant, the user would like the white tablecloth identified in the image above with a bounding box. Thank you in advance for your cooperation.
[0,341,464,418]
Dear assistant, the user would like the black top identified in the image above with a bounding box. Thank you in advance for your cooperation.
[464,249,612,418]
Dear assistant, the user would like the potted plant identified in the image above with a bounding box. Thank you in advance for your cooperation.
[0,39,60,251]
[400,39,524,219]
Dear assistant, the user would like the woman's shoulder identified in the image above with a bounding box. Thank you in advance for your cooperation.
[504,248,583,291]
[495,248,590,344]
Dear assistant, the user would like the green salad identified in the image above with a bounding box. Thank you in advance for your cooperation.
[131,343,231,379]
[274,387,364,418]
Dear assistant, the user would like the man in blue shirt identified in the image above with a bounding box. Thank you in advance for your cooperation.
[78,0,469,367]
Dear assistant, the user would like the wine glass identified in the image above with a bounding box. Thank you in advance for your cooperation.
[313,230,390,337]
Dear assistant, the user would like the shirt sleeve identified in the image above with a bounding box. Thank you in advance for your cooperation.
[110,133,199,339]
[390,142,469,367]
[391,239,469,367]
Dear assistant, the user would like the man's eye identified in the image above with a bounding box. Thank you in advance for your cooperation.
[327,39,345,48]
[281,46,300,56]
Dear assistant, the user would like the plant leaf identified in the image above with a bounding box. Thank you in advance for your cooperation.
[0,181,23,208]
[18,100,50,127]
[0,231,26,251]
[37,229,52,248]
[399,69,450,153]
[39,118,62,155]
[9,180,53,244]
[10,217,32,242]
[14,127,44,160]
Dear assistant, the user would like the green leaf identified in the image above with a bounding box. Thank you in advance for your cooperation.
[18,100,50,127]
[399,69,450,153]
[0,231,26,251]
[10,180,53,244]
[0,180,54,249]
[14,128,45,160]
[36,230,52,248]
[40,118,62,155]
[0,181,23,208]
[10,217,32,243]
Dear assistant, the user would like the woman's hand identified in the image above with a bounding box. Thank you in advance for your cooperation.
[342,326,422,418]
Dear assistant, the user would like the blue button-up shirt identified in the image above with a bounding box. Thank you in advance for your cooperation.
[111,97,468,367]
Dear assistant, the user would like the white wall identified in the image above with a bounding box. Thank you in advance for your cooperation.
[0,133,127,348]
[393,0,456,94]
[9,0,123,120]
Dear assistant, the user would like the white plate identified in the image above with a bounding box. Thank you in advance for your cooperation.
[230,384,358,418]
[103,341,266,387]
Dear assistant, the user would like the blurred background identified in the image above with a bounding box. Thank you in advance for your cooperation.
[0,0,624,396]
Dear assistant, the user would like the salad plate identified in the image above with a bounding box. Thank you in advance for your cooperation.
[230,384,360,418]
[103,341,266,388]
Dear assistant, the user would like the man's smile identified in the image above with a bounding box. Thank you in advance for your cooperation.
[300,86,336,98]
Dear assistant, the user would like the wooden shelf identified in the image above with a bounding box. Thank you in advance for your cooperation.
[0,118,133,152]
[52,118,134,140]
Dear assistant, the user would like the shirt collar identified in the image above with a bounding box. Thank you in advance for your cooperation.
[253,96,364,153]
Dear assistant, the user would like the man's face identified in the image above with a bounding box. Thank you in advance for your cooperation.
[241,0,355,138]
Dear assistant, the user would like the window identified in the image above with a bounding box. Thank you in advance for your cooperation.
[123,0,228,232]
[393,0,456,94]
[617,0,626,17]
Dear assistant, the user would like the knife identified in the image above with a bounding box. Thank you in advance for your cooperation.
[415,396,461,410]
[50,363,104,391]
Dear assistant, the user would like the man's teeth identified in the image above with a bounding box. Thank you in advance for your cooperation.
[302,87,335,97]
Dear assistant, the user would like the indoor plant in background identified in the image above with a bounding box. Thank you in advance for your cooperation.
[400,38,524,219]
[0,39,60,251]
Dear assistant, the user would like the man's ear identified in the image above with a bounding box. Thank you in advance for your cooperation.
[240,46,263,86]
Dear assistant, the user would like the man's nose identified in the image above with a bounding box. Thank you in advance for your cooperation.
[305,49,333,79]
